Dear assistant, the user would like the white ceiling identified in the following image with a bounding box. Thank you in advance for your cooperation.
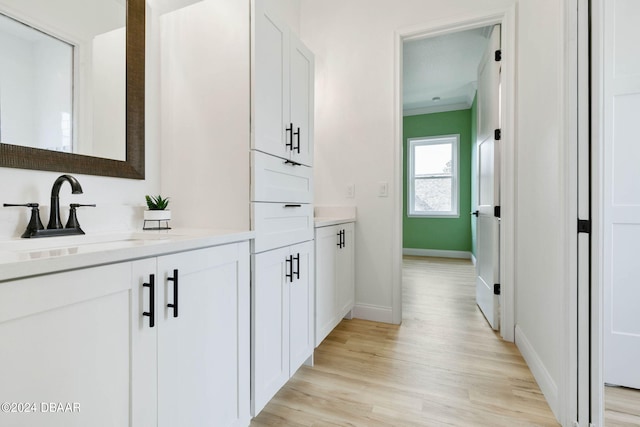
[403,27,492,116]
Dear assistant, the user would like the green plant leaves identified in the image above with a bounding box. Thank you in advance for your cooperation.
[145,194,170,210]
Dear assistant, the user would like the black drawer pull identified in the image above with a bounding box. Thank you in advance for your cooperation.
[142,274,155,328]
[167,269,179,318]
[284,204,302,208]
[284,159,301,166]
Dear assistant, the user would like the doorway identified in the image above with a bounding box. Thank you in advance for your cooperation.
[393,9,516,342]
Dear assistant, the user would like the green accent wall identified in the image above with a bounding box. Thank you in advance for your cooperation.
[403,109,472,252]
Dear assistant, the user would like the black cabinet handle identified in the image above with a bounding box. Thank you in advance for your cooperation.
[293,253,300,280]
[341,230,346,248]
[294,127,300,153]
[286,123,294,151]
[284,204,302,208]
[284,159,301,166]
[167,269,179,318]
[337,230,345,249]
[142,274,155,328]
[285,255,293,283]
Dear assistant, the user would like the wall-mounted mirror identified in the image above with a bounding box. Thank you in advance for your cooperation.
[0,0,144,179]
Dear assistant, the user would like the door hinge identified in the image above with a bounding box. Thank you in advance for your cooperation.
[494,206,501,218]
[494,284,501,295]
[494,128,502,140]
[495,49,502,61]
[577,219,591,234]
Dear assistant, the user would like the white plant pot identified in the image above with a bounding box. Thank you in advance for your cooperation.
[144,210,171,221]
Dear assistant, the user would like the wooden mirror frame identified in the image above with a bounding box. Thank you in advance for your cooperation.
[0,0,145,179]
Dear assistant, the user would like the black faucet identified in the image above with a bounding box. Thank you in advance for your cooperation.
[47,174,83,230]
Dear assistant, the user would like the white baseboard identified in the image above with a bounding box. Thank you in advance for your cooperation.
[515,325,560,421]
[403,248,472,260]
[471,253,477,266]
[352,303,393,323]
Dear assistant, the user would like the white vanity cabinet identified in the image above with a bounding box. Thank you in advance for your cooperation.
[251,240,314,415]
[135,242,250,427]
[0,240,250,427]
[315,222,355,347]
[0,263,136,427]
[253,0,314,167]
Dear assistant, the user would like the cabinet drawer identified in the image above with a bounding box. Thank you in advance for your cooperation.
[252,150,312,203]
[252,202,313,253]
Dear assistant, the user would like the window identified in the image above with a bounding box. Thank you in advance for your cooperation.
[407,135,459,217]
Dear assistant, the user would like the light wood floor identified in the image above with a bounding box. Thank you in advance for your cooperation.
[605,385,640,426]
[251,256,559,426]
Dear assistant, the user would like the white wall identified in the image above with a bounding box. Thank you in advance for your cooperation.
[158,0,250,230]
[300,0,570,422]
[513,0,567,421]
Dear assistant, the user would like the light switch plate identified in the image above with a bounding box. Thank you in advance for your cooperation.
[378,181,388,197]
[346,184,355,198]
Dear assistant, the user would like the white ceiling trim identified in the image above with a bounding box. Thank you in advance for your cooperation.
[403,101,472,117]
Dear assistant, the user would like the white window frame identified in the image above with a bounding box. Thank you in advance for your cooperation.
[407,134,460,218]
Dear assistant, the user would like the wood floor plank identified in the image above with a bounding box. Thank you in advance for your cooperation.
[605,385,640,426]
[251,256,559,426]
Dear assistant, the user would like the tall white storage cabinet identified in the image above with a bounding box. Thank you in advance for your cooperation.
[251,0,315,417]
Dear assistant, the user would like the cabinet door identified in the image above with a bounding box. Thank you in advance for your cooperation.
[157,243,250,427]
[0,263,139,427]
[251,246,290,416]
[132,258,159,427]
[253,0,290,160]
[288,240,315,375]
[315,225,339,347]
[336,223,356,318]
[289,36,314,166]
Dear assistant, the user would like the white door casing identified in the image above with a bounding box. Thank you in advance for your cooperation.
[475,25,502,331]
[603,0,640,390]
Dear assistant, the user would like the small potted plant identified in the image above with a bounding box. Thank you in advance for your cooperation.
[144,195,171,221]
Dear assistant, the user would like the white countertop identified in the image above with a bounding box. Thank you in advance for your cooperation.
[0,228,254,282]
[314,205,357,228]
[314,216,357,228]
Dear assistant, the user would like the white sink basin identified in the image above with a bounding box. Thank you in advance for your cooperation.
[0,231,180,260]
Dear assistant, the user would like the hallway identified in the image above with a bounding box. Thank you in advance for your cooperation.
[251,256,558,426]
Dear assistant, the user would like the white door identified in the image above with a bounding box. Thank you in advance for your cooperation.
[253,0,290,160]
[288,240,314,376]
[289,35,314,166]
[336,222,355,318]
[315,225,338,346]
[0,264,136,427]
[157,245,249,427]
[603,0,640,389]
[475,25,501,331]
[252,246,291,415]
